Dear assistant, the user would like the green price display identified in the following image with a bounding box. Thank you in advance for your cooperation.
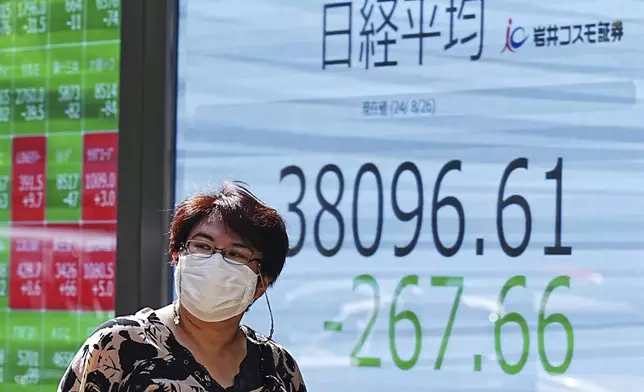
[0,139,10,221]
[0,53,10,136]
[323,275,574,375]
[49,44,83,134]
[0,0,121,390]
[41,312,77,386]
[7,312,42,391]
[13,49,47,135]
[47,133,82,221]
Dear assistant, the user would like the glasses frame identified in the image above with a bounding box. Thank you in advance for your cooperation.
[183,239,261,266]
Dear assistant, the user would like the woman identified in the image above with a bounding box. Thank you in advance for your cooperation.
[58,182,307,392]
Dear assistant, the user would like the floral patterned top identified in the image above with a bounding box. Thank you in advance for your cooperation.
[56,308,307,392]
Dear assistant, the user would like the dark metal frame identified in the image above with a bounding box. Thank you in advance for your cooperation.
[116,0,179,316]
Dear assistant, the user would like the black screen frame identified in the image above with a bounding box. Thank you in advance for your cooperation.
[116,0,179,315]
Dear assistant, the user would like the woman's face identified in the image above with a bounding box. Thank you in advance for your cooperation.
[185,218,263,275]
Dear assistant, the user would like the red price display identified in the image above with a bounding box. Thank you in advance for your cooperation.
[12,137,46,222]
[79,223,115,311]
[82,132,118,221]
[9,224,44,310]
[43,224,80,311]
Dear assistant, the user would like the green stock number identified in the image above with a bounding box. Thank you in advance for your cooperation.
[346,274,574,374]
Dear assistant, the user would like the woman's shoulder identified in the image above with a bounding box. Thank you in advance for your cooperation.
[88,308,160,337]
[82,307,169,351]
[57,309,168,391]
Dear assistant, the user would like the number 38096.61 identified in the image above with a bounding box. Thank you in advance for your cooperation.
[280,158,571,258]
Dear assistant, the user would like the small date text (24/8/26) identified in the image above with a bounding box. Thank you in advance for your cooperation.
[323,274,573,375]
[280,158,572,258]
[362,98,436,117]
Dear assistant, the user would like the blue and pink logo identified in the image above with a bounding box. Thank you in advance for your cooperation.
[501,18,528,53]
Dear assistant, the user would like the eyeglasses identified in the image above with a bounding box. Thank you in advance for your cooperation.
[184,239,260,266]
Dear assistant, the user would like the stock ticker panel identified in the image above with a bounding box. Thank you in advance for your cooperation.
[0,0,120,389]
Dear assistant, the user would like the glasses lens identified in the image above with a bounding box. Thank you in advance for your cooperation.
[222,249,252,265]
[186,240,214,256]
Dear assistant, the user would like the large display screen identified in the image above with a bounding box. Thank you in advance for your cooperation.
[175,1,644,391]
[0,0,120,389]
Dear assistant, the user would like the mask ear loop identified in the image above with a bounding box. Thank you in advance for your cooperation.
[257,264,275,340]
[265,289,275,340]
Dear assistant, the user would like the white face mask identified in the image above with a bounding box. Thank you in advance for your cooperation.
[175,253,259,322]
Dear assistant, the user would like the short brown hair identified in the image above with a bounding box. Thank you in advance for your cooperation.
[169,181,289,286]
